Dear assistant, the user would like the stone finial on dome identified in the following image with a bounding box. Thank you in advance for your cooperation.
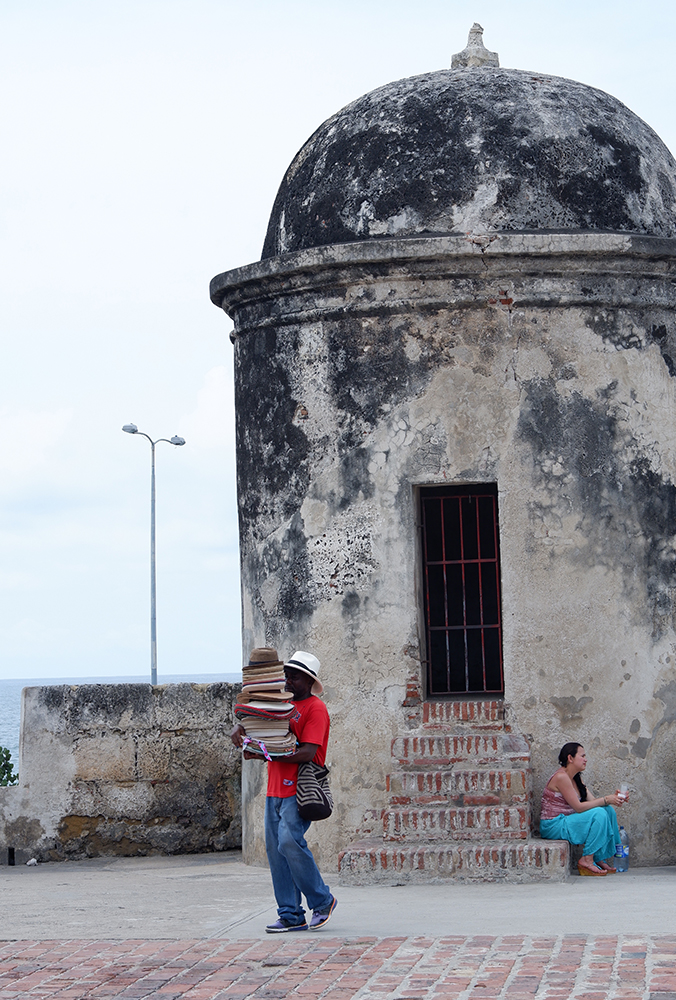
[451,23,499,68]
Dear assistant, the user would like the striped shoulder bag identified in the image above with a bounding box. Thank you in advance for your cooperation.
[296,761,333,821]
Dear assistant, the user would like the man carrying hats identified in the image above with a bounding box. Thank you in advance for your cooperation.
[231,649,338,933]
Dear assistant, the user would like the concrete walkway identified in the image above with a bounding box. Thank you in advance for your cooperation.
[1,852,676,998]
[1,851,675,940]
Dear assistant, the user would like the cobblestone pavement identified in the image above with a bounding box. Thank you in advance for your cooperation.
[1,935,675,999]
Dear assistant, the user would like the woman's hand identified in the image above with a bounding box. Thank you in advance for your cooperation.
[602,792,624,808]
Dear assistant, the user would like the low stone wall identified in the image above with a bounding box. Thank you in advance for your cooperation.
[0,682,242,863]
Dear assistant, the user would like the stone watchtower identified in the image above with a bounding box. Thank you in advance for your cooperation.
[211,27,676,880]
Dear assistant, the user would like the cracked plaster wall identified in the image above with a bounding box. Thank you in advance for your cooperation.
[0,683,241,863]
[213,232,676,868]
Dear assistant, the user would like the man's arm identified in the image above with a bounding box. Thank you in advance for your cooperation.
[281,742,319,764]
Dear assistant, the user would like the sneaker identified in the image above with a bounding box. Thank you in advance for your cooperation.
[309,896,337,930]
[265,918,308,934]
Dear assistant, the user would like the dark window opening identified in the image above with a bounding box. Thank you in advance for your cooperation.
[420,483,504,696]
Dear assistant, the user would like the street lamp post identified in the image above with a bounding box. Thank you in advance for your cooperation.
[122,423,185,685]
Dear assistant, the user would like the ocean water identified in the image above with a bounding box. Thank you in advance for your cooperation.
[0,673,242,775]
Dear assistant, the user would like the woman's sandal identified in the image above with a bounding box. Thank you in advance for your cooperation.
[597,861,617,873]
[578,861,607,876]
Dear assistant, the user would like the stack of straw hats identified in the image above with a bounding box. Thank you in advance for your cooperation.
[234,648,296,758]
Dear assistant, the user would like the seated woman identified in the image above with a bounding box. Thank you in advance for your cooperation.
[540,742,626,876]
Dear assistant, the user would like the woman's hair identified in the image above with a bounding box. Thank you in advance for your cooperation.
[558,742,588,801]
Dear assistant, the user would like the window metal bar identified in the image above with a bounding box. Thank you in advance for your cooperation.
[475,496,487,691]
[458,497,469,691]
[439,498,451,691]
[425,562,497,569]
[422,500,433,695]
[492,493,504,686]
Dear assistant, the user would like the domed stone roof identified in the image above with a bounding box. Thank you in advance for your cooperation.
[262,65,676,259]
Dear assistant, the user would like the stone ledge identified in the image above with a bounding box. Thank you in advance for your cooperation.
[211,232,676,311]
[337,837,570,884]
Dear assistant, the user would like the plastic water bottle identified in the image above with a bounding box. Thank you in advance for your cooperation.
[614,826,629,872]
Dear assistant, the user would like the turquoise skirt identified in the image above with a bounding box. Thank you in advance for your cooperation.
[540,805,620,863]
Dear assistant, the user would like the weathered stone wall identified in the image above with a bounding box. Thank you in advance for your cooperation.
[0,682,241,863]
[212,232,676,870]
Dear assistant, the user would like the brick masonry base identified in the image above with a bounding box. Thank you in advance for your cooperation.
[340,699,571,883]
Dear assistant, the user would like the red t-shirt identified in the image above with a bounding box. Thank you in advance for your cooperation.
[266,695,330,798]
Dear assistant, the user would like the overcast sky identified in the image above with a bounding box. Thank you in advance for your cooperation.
[0,0,674,681]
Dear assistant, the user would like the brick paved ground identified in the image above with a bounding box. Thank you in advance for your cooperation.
[1,936,676,999]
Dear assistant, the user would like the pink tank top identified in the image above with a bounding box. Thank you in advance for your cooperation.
[540,776,575,820]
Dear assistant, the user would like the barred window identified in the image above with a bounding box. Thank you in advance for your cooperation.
[420,484,504,696]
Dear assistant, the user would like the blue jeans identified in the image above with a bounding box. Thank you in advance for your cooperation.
[264,795,333,924]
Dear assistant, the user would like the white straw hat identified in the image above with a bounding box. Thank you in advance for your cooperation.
[284,651,323,694]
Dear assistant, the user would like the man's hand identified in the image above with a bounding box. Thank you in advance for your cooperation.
[230,723,246,748]
[231,724,265,760]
